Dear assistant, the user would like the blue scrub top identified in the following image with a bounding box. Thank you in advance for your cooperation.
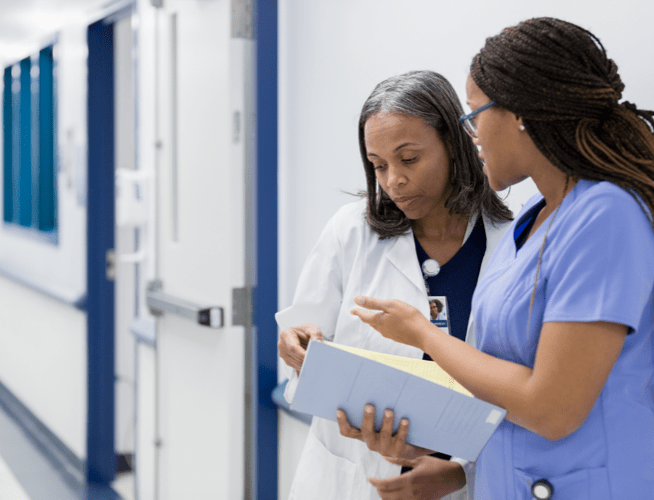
[472,180,654,499]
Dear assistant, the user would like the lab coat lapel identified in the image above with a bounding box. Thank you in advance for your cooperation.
[385,232,425,294]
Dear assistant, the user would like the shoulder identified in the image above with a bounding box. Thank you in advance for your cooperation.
[329,198,375,239]
[575,180,644,206]
[566,180,652,229]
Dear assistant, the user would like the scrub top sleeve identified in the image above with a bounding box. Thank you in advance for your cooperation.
[275,213,344,342]
[543,191,654,331]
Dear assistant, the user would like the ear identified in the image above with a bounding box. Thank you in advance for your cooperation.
[516,115,526,132]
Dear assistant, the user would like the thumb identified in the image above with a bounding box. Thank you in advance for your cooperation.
[305,325,323,342]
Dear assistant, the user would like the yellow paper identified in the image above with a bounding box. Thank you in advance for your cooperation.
[331,343,472,397]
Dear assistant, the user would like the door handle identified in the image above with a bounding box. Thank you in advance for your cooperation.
[146,280,224,328]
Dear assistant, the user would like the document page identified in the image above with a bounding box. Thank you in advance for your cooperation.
[331,343,472,396]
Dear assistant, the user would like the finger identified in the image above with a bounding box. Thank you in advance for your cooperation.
[354,296,391,311]
[298,323,324,342]
[379,409,394,453]
[336,409,361,440]
[383,455,417,469]
[290,326,312,348]
[360,404,377,446]
[278,330,307,371]
[395,417,409,447]
[368,475,405,494]
[349,307,384,326]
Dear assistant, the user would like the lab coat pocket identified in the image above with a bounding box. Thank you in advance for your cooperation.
[514,466,610,500]
[288,429,359,500]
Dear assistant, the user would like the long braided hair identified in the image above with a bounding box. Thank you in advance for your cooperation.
[471,17,654,228]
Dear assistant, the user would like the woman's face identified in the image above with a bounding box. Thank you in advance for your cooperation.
[465,74,528,191]
[364,112,453,221]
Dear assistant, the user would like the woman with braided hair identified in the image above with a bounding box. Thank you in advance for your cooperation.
[340,17,654,499]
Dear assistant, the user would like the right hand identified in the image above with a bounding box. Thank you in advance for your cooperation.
[277,323,323,374]
[369,455,466,500]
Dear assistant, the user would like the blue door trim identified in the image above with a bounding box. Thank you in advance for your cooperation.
[255,0,278,498]
[86,19,116,484]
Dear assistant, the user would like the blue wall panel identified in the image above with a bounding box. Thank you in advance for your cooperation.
[38,46,55,232]
[86,19,116,485]
[18,58,31,227]
[3,67,12,223]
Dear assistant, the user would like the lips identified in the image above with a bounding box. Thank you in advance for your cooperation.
[393,196,418,205]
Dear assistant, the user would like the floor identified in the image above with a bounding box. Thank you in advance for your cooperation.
[0,401,134,500]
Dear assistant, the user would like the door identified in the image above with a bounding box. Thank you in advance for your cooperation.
[137,1,254,498]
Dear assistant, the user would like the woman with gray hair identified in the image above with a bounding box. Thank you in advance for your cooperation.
[277,70,511,500]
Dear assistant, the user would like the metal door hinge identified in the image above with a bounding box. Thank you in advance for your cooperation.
[232,286,254,326]
[106,249,116,281]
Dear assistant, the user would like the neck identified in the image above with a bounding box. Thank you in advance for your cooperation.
[412,205,469,241]
[530,160,576,214]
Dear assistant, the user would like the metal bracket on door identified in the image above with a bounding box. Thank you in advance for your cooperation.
[146,280,224,328]
[232,286,254,326]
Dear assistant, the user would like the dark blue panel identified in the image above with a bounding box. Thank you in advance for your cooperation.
[18,58,31,227]
[3,67,12,223]
[38,46,55,232]
[256,0,278,498]
[86,20,116,485]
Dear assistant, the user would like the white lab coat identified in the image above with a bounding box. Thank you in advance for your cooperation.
[276,199,510,500]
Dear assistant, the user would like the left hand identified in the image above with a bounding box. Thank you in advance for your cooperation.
[350,296,435,351]
[336,405,432,460]
[369,455,466,500]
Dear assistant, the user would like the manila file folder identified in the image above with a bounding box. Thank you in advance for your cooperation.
[290,340,506,462]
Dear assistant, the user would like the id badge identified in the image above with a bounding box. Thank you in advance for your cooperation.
[428,295,450,336]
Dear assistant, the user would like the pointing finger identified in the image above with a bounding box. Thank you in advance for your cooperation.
[349,307,383,326]
[354,296,390,311]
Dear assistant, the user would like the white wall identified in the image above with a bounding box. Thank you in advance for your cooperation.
[0,0,134,462]
[0,22,90,458]
[277,1,654,498]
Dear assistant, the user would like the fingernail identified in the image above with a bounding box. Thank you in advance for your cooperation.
[365,405,374,413]
[384,410,392,418]
[401,418,409,426]
[355,296,365,305]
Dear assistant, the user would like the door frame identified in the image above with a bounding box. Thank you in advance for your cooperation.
[86,17,116,484]
[255,0,279,497]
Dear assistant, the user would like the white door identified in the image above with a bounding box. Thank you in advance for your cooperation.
[134,1,254,498]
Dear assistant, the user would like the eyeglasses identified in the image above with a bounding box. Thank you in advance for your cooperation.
[459,101,495,138]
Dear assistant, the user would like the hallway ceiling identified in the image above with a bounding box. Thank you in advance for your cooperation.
[0,0,124,66]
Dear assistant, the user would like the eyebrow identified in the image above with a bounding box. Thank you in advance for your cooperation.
[367,142,420,157]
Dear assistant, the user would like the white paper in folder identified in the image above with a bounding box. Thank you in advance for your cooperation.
[290,340,506,462]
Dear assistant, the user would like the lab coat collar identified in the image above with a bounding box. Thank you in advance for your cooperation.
[385,230,427,295]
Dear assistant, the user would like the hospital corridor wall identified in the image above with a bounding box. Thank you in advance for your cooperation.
[0,0,652,499]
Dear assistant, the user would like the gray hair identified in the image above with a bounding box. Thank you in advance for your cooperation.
[358,70,511,238]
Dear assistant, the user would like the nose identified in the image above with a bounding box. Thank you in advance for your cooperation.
[386,164,407,189]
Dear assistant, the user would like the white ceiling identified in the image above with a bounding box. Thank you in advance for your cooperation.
[0,0,122,65]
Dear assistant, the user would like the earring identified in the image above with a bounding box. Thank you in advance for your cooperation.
[519,125,525,131]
